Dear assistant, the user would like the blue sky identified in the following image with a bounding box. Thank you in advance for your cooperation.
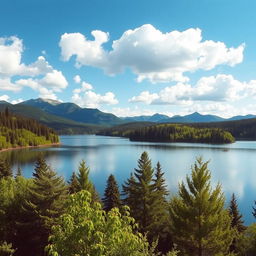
[1,0,256,117]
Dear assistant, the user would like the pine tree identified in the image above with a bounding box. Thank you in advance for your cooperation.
[68,171,80,194]
[152,162,172,253]
[0,158,12,179]
[76,160,100,202]
[122,173,137,215]
[122,151,159,241]
[102,174,121,211]
[169,157,234,256]
[229,193,246,253]
[33,154,48,178]
[17,157,68,256]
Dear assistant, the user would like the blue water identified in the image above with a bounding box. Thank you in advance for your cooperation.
[3,135,256,225]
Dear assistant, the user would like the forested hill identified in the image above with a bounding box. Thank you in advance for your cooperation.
[0,108,59,150]
[98,123,235,144]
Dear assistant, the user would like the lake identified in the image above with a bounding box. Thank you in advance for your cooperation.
[2,134,256,225]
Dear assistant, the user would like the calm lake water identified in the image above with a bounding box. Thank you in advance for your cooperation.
[2,134,256,225]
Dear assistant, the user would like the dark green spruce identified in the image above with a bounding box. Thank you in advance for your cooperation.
[229,193,246,253]
[102,174,121,212]
[122,152,171,251]
[68,171,80,194]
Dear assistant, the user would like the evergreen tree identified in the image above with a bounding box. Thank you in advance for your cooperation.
[16,166,22,178]
[122,151,164,246]
[17,157,68,256]
[229,193,246,253]
[33,154,48,178]
[76,160,100,202]
[68,171,80,194]
[102,174,121,211]
[122,173,137,215]
[0,158,12,179]
[152,162,172,253]
[169,157,234,256]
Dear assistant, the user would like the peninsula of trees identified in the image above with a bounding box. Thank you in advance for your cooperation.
[99,123,235,144]
[0,109,59,150]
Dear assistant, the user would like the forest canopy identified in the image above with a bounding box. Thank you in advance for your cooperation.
[99,123,235,144]
[0,108,59,150]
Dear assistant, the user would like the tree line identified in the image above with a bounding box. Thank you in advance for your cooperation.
[99,123,235,144]
[0,152,256,255]
[0,109,59,149]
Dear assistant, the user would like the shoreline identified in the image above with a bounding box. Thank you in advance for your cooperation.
[0,142,61,153]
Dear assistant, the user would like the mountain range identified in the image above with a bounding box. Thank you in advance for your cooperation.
[0,98,255,134]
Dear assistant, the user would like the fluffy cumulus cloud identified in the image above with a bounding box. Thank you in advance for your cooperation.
[71,77,118,108]
[59,24,244,83]
[0,36,68,98]
[72,90,118,108]
[129,74,256,105]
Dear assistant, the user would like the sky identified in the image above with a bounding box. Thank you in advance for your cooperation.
[1,0,256,117]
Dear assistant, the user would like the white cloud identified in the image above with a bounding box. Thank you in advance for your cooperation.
[0,36,52,77]
[129,91,158,104]
[0,94,23,104]
[0,94,9,101]
[0,36,68,98]
[73,75,81,84]
[16,70,68,93]
[129,74,254,105]
[60,24,244,83]
[72,79,118,108]
[0,78,21,92]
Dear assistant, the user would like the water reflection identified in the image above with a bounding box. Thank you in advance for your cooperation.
[1,135,256,225]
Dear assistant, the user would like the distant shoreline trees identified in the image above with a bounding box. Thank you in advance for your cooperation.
[99,124,235,144]
[0,108,59,150]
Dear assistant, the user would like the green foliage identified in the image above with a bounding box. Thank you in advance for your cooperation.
[18,157,68,256]
[169,158,234,256]
[0,110,59,150]
[73,160,100,202]
[68,171,80,194]
[128,124,235,144]
[0,158,12,179]
[0,176,32,251]
[123,152,156,233]
[229,193,246,253]
[46,190,156,256]
[100,123,235,144]
[152,162,172,253]
[0,241,15,256]
[123,152,171,253]
[236,223,256,256]
[102,174,122,212]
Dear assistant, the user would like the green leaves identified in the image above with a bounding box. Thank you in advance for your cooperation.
[46,190,153,256]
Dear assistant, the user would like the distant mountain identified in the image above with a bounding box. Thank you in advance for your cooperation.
[123,113,169,122]
[227,114,256,121]
[123,112,256,124]
[20,98,125,126]
[162,112,225,123]
[0,102,102,134]
[3,98,256,135]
